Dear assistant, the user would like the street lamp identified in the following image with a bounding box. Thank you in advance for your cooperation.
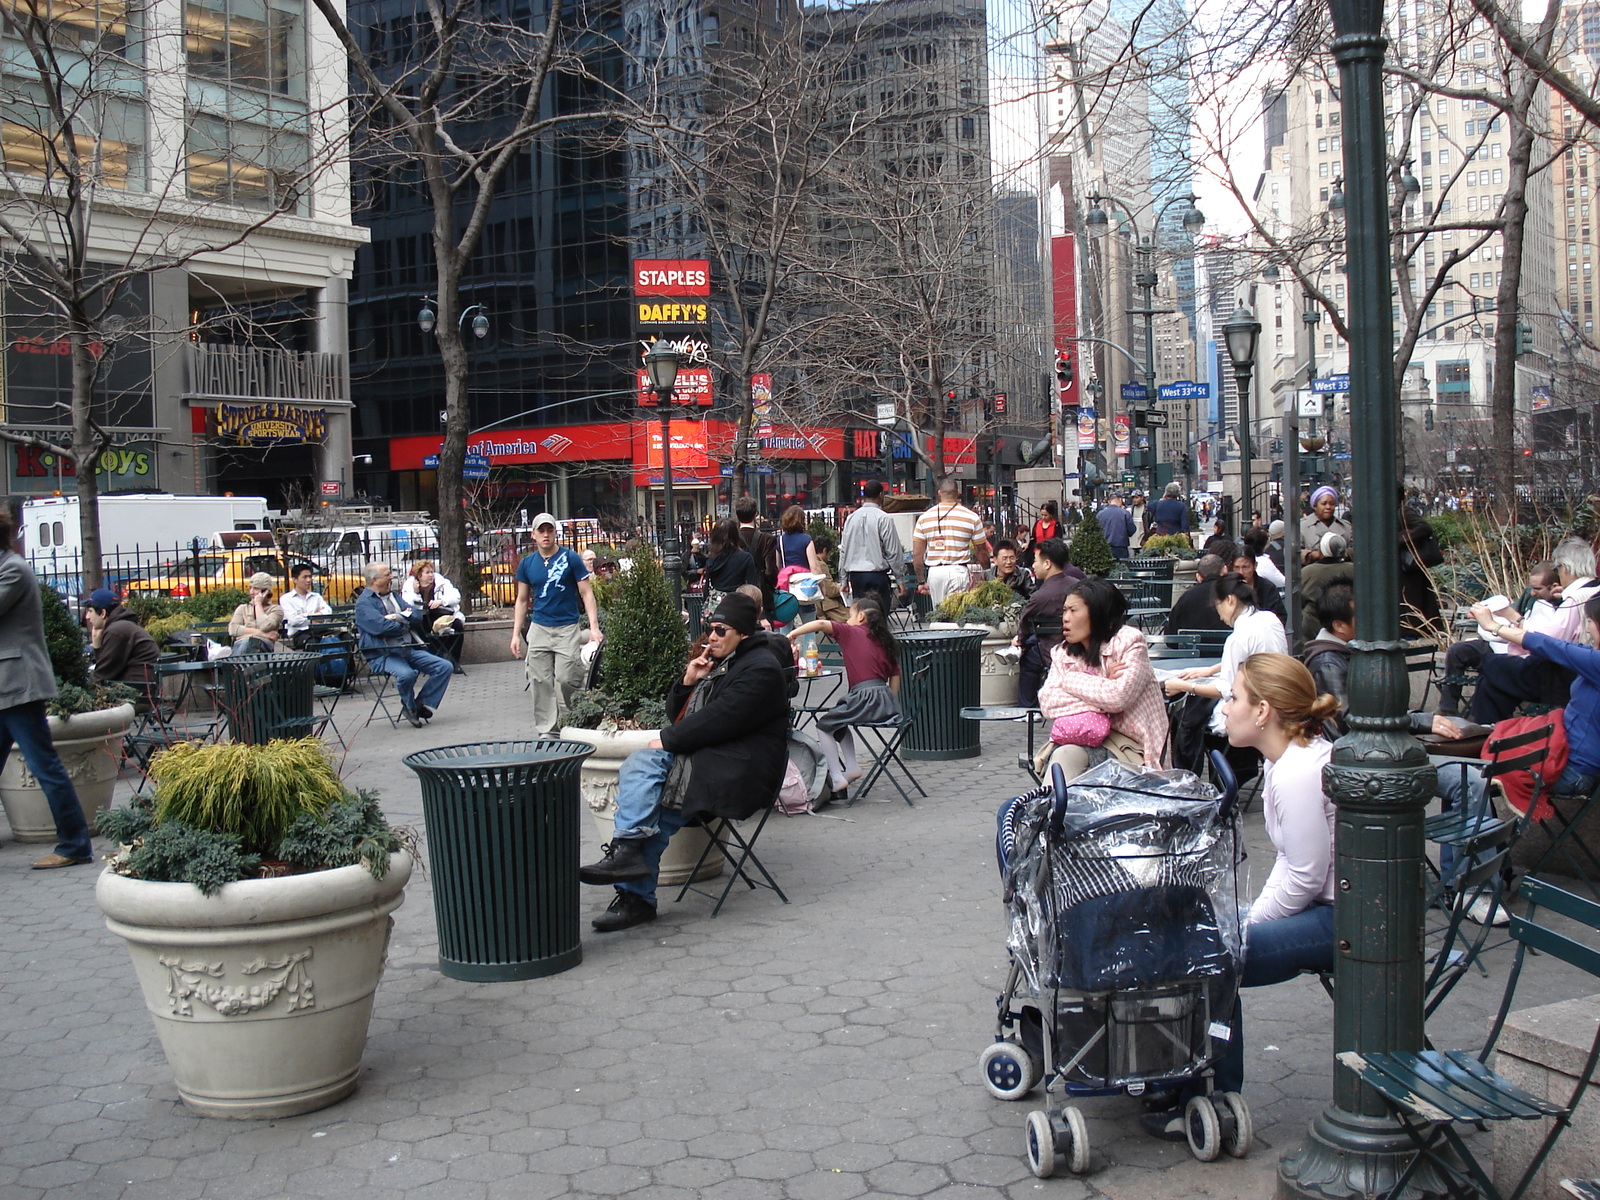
[1275,0,1439,1194]
[1222,304,1260,533]
[644,338,685,610]
[1084,191,1206,495]
[417,300,491,339]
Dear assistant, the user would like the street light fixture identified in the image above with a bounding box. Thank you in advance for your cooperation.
[643,338,685,610]
[1221,304,1260,534]
[416,299,491,340]
[1083,190,1206,495]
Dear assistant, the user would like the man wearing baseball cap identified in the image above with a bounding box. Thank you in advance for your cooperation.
[84,588,160,688]
[578,592,791,932]
[511,513,602,737]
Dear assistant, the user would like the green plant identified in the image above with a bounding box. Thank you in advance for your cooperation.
[48,680,138,720]
[594,544,686,719]
[149,739,346,855]
[123,593,176,625]
[1069,514,1118,577]
[807,516,839,575]
[563,689,669,731]
[145,612,198,645]
[181,588,248,623]
[1142,534,1197,558]
[98,743,403,895]
[39,583,88,690]
[960,606,1004,629]
[933,578,1015,622]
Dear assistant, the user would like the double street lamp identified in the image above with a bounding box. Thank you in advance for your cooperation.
[417,300,490,340]
[1085,192,1205,494]
[644,339,685,611]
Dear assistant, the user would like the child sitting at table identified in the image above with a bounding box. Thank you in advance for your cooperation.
[787,596,901,805]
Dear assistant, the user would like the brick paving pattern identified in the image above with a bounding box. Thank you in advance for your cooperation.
[0,659,1593,1199]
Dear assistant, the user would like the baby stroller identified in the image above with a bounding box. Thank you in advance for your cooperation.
[981,751,1249,1176]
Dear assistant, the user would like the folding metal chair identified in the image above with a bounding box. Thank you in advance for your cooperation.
[849,715,925,806]
[1340,878,1600,1200]
[1527,776,1600,900]
[1403,640,1441,711]
[674,801,789,917]
[357,647,402,728]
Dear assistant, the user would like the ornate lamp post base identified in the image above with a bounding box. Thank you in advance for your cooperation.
[1279,1106,1457,1199]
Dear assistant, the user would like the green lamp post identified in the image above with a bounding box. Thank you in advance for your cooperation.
[1276,0,1444,1196]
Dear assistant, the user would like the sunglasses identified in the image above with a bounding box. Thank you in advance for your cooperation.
[706,624,732,637]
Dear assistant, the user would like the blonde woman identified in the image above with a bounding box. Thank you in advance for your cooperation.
[1143,652,1340,1140]
[228,572,285,655]
[403,559,466,673]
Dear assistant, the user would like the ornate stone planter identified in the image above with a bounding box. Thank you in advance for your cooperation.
[0,702,135,842]
[96,851,412,1119]
[980,633,1021,707]
[559,726,721,886]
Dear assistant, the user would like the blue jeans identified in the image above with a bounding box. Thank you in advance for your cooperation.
[371,646,453,713]
[1436,759,1598,881]
[0,700,92,859]
[1184,903,1336,1098]
[609,747,685,907]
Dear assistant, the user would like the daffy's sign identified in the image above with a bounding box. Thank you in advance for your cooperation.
[216,403,327,445]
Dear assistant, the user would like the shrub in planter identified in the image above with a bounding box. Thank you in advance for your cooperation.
[934,578,1018,623]
[1141,534,1198,559]
[40,581,89,688]
[182,587,248,624]
[95,738,411,1119]
[1069,514,1118,578]
[586,544,686,725]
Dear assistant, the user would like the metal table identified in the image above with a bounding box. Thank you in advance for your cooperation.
[790,668,844,732]
[960,705,1045,782]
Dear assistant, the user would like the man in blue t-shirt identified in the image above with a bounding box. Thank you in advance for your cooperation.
[511,513,603,736]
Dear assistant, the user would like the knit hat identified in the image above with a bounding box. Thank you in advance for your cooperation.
[708,592,760,636]
[247,572,277,591]
[87,588,118,610]
[1320,532,1348,560]
[1268,519,1285,538]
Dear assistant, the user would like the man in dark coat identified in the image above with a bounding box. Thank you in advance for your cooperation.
[1014,538,1083,706]
[1163,555,1230,636]
[580,592,791,932]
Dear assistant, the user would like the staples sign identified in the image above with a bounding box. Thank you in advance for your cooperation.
[633,259,711,297]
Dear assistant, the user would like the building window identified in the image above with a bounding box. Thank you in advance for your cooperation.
[185,113,307,209]
[1436,361,1471,392]
[186,0,305,98]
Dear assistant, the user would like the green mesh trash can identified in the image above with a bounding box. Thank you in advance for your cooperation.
[898,628,987,760]
[215,651,319,744]
[403,740,594,981]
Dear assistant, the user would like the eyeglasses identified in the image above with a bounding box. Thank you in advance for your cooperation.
[706,624,732,637]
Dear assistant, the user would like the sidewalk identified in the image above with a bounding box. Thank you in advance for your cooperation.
[0,658,1593,1199]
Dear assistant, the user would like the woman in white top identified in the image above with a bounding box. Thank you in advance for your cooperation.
[1162,572,1288,733]
[1144,651,1340,1140]
[403,560,466,673]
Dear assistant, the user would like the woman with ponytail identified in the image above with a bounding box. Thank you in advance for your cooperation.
[1143,651,1341,1141]
[787,596,901,805]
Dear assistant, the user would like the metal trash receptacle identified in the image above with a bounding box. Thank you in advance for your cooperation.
[403,740,594,981]
[898,628,987,760]
[215,651,319,744]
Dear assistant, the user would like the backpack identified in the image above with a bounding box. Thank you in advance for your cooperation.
[775,758,812,815]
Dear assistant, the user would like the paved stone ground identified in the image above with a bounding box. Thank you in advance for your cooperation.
[1,658,1595,1200]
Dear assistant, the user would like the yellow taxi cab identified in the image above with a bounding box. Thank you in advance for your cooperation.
[126,549,364,603]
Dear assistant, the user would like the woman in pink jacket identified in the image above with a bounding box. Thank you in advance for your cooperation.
[1036,578,1168,779]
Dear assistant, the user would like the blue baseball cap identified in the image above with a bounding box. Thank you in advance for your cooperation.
[87,588,118,610]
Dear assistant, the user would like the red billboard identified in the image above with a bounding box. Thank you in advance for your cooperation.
[1052,234,1081,410]
[636,367,714,406]
[632,259,711,297]
[388,422,634,470]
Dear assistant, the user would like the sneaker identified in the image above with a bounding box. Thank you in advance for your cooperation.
[401,706,423,728]
[31,853,92,869]
[579,840,651,884]
[1465,895,1511,926]
[1139,1109,1188,1142]
[416,704,434,721]
[592,890,656,932]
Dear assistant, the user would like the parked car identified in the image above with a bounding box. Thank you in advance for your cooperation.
[125,550,364,602]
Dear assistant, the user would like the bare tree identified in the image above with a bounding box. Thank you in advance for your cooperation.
[0,0,348,586]
[311,0,612,597]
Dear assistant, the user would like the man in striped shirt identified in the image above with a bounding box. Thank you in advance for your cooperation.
[913,478,989,608]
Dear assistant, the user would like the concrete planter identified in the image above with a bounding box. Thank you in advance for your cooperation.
[980,633,1021,707]
[96,851,412,1119]
[460,616,514,665]
[0,703,136,842]
[559,726,721,886]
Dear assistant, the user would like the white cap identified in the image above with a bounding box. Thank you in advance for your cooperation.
[531,512,560,536]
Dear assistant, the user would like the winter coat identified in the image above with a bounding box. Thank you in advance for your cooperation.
[0,551,58,708]
[659,632,792,823]
[93,605,160,682]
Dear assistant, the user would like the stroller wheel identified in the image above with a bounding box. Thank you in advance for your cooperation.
[1059,1106,1090,1174]
[1185,1095,1222,1162]
[980,1040,1042,1100]
[1024,1109,1057,1178]
[1218,1091,1253,1158]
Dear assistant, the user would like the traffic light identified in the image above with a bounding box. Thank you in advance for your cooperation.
[1425,408,1434,432]
[1056,351,1073,386]
[1515,321,1534,356]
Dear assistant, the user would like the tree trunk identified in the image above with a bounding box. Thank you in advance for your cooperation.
[71,329,103,591]
[1490,79,1537,518]
[432,248,471,608]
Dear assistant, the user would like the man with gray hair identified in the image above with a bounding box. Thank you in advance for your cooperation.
[1150,482,1191,539]
[1470,538,1600,723]
[355,561,453,726]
